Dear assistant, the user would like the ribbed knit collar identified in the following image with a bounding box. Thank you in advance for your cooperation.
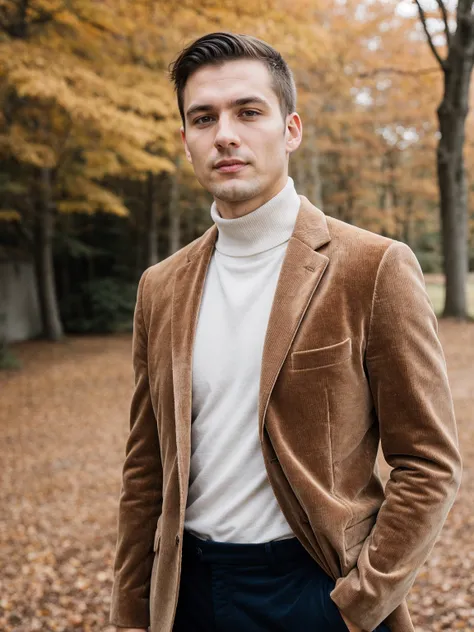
[210,177,301,257]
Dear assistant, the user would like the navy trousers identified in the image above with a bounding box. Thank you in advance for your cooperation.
[173,530,390,632]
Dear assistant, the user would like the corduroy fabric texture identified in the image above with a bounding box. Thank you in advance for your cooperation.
[109,196,462,632]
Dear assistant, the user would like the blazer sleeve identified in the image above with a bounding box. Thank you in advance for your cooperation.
[109,268,163,629]
[330,241,462,631]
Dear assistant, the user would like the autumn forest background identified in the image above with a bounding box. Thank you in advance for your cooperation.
[0,0,474,349]
[1,1,474,631]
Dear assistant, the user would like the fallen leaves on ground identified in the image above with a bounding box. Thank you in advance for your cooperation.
[0,322,473,631]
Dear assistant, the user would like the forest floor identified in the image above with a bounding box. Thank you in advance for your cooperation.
[0,316,473,631]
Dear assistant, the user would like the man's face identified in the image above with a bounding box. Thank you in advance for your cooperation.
[180,59,302,218]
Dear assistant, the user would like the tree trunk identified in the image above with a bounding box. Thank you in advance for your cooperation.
[169,157,181,256]
[33,167,64,341]
[145,171,159,267]
[416,0,474,319]
[437,62,471,318]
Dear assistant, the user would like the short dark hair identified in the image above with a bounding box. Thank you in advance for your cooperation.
[168,32,297,126]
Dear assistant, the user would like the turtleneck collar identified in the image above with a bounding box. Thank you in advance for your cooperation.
[210,177,301,257]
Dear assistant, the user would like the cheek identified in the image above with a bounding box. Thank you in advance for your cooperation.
[260,136,287,166]
[186,135,207,161]
[254,126,286,156]
[188,144,208,174]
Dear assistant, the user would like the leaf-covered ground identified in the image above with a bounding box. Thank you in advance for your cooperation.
[0,322,473,631]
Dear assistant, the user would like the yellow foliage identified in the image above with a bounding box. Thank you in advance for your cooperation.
[0,130,57,168]
[81,150,123,179]
[0,209,21,222]
[60,177,129,216]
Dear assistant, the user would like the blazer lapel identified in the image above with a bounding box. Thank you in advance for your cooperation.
[171,224,217,510]
[258,196,331,440]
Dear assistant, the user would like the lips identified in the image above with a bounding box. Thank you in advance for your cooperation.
[214,160,247,173]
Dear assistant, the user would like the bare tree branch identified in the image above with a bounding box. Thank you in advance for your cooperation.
[435,0,451,48]
[414,0,447,69]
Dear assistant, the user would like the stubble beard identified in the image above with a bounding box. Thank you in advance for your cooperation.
[209,176,262,203]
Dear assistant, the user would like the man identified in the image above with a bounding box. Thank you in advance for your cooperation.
[109,32,461,632]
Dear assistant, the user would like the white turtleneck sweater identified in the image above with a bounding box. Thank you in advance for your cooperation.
[184,177,301,543]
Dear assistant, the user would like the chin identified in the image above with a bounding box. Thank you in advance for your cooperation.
[211,179,262,203]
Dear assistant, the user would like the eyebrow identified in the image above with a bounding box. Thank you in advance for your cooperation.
[185,96,270,120]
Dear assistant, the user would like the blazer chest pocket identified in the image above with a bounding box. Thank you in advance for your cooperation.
[291,337,352,372]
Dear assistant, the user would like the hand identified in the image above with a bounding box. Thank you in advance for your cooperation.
[115,628,147,632]
[339,609,364,632]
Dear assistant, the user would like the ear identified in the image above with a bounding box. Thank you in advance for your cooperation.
[180,127,193,164]
[285,112,303,155]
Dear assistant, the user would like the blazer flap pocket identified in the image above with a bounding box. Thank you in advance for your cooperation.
[291,337,352,371]
[153,523,162,553]
[344,512,377,551]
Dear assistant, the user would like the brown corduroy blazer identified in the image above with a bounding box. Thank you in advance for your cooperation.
[110,196,462,632]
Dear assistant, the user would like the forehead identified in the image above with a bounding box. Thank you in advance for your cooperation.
[183,59,278,109]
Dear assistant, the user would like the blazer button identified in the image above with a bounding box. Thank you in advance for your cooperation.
[175,534,180,546]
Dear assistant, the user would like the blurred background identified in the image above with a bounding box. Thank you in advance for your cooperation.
[0,1,473,631]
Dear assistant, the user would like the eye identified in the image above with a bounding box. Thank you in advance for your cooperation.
[194,115,214,125]
[241,110,260,118]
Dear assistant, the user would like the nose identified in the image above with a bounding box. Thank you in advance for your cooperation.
[214,114,241,150]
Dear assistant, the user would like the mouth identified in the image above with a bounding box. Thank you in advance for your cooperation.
[214,161,248,174]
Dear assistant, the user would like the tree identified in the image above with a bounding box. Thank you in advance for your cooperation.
[0,0,176,338]
[415,0,474,319]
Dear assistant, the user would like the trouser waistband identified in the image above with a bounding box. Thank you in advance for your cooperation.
[182,529,315,566]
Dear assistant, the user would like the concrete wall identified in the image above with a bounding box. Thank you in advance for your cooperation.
[0,261,42,343]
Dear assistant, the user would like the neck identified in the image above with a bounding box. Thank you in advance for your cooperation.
[210,176,301,257]
[214,173,289,219]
